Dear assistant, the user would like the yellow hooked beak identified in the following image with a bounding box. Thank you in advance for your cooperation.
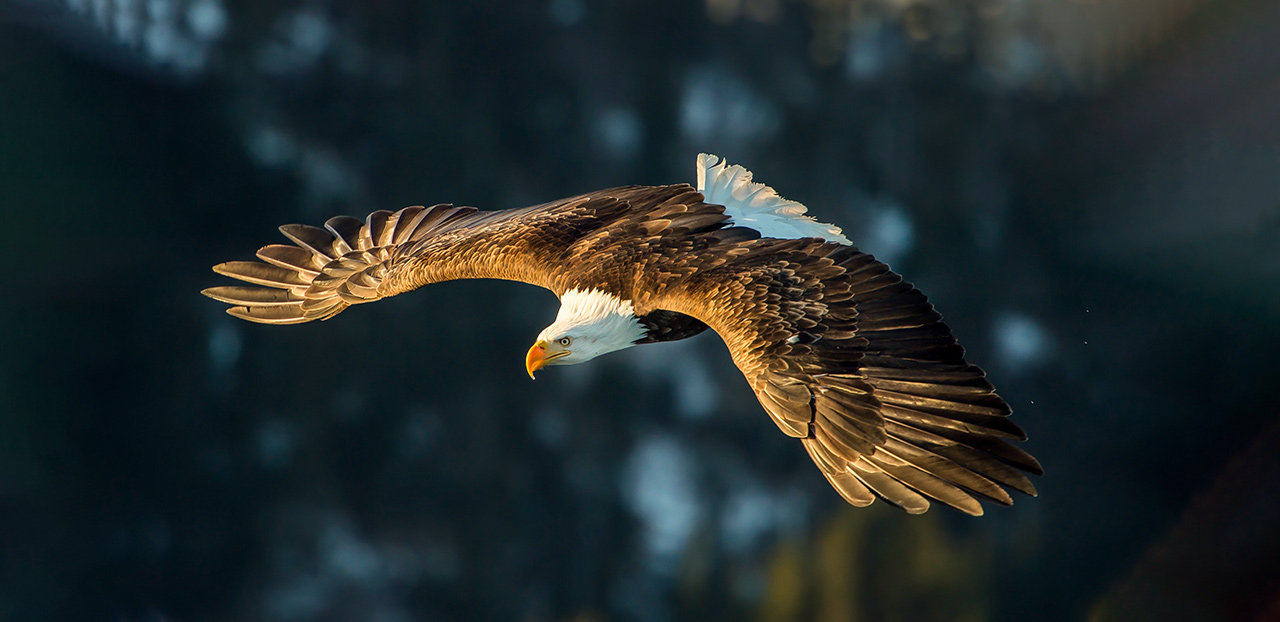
[525,340,570,379]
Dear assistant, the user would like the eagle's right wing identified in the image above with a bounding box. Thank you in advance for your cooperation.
[204,203,555,324]
[201,185,711,324]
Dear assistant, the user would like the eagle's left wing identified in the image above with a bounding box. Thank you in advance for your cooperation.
[647,238,1041,515]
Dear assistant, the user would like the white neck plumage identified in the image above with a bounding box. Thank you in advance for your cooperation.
[553,288,644,335]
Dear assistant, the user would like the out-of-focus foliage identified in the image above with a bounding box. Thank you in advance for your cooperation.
[1,0,1277,620]
[751,506,993,622]
[711,0,1214,91]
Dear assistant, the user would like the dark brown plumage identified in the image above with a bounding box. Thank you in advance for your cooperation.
[204,181,1041,516]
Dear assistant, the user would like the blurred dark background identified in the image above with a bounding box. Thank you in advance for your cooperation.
[2,0,1278,620]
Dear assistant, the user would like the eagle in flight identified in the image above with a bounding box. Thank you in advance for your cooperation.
[203,154,1041,515]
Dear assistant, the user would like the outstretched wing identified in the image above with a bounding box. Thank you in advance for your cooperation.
[648,239,1041,516]
[202,185,725,324]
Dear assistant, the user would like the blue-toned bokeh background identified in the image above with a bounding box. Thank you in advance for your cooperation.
[3,1,1279,620]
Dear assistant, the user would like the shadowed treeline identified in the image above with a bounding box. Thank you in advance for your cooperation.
[1,0,1277,620]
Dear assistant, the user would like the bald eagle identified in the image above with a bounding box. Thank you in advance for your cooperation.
[203,154,1040,516]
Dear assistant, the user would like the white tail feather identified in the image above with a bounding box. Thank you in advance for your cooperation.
[696,153,851,245]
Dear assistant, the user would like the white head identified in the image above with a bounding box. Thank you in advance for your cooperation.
[525,288,646,378]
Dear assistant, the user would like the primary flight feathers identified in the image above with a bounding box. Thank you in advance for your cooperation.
[204,154,1041,516]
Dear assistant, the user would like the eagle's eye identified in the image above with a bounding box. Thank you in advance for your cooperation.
[558,337,572,347]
